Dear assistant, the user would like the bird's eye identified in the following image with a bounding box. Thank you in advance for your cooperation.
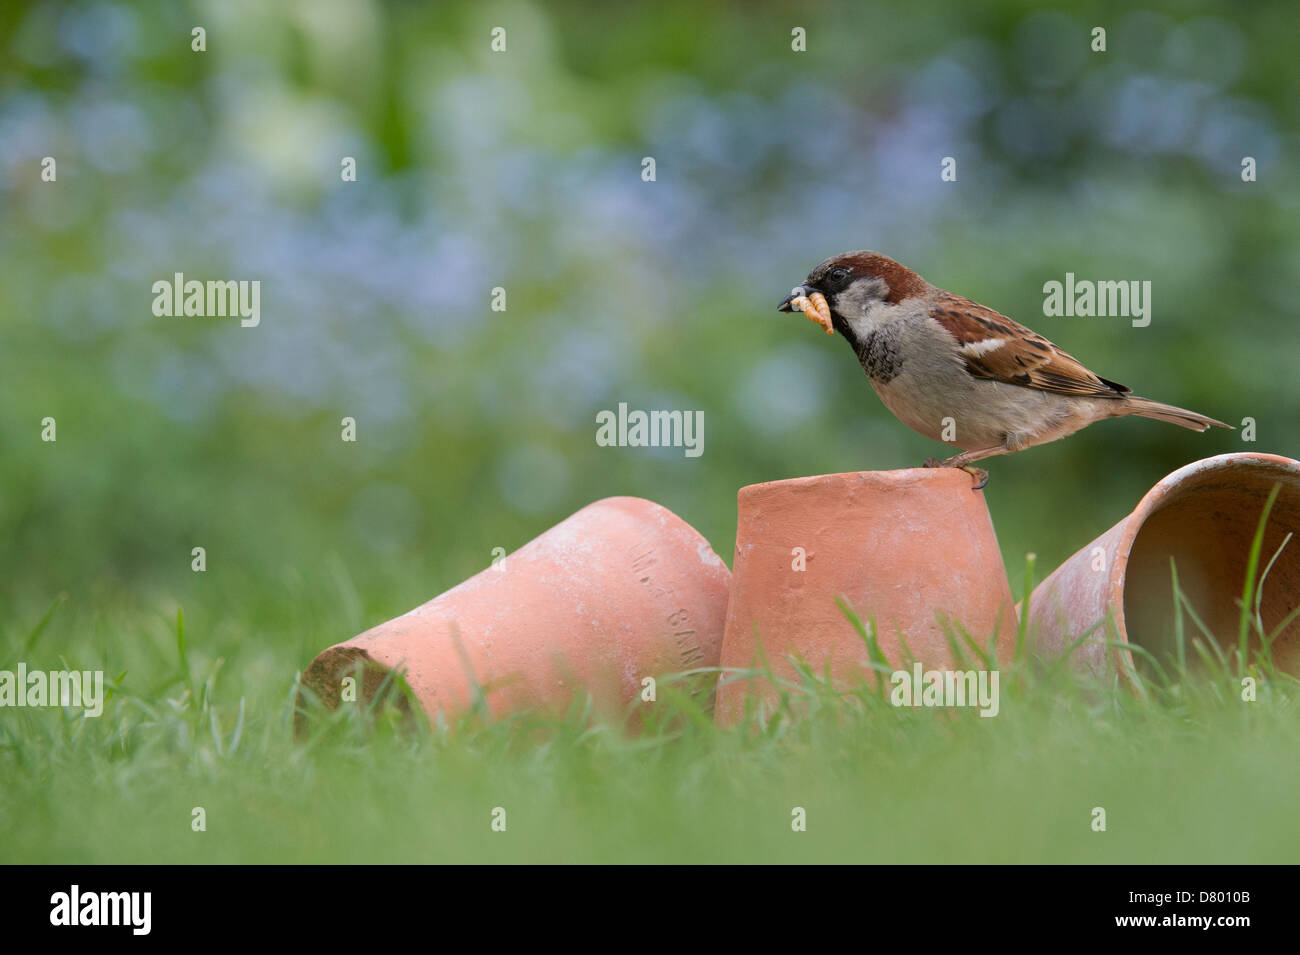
[830,267,850,282]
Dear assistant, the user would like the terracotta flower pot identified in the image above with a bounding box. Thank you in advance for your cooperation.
[714,469,1017,725]
[298,496,731,732]
[1025,453,1300,682]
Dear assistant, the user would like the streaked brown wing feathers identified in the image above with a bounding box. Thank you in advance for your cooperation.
[931,292,1130,399]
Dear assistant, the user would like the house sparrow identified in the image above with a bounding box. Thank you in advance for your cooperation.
[778,251,1230,489]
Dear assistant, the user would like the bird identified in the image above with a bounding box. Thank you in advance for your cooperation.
[778,250,1230,489]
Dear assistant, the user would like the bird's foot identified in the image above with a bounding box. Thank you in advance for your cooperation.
[922,457,989,490]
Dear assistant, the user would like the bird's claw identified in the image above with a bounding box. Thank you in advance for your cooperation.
[921,458,989,490]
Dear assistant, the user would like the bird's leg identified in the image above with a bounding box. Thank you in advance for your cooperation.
[923,443,1012,491]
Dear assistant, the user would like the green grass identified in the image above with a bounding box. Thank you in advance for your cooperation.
[2,505,1298,865]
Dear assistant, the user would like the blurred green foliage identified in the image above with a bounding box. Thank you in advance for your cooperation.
[3,0,1300,868]
[2,0,1297,667]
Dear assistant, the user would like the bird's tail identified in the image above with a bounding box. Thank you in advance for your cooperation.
[1125,397,1232,433]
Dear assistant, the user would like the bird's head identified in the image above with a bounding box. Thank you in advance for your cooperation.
[777,251,928,327]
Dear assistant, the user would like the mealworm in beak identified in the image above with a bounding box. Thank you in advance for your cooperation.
[792,291,833,334]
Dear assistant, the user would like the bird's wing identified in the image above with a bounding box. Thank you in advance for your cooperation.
[930,292,1131,399]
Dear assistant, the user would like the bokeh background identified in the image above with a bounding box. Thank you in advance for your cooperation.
[3,0,1298,680]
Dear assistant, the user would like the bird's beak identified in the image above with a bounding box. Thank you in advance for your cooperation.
[777,285,814,312]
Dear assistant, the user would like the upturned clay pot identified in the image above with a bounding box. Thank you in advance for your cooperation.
[714,469,1017,724]
[298,496,730,732]
[1025,453,1300,682]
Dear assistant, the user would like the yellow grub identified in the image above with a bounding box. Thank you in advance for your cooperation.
[793,291,833,334]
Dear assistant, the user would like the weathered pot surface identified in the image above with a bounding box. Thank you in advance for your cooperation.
[715,468,1017,725]
[298,496,731,733]
[1025,452,1300,682]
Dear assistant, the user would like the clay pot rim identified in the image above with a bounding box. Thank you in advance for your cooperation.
[1106,452,1300,684]
[737,467,974,499]
[594,494,720,533]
